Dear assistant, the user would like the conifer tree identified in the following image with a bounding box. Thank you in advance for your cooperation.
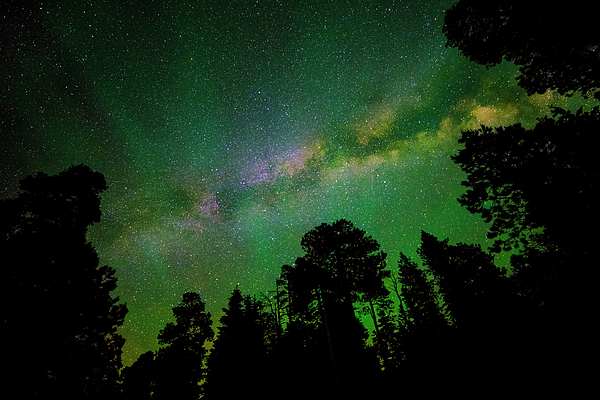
[418,231,505,327]
[204,289,267,399]
[156,292,213,399]
[396,252,447,334]
[120,351,160,400]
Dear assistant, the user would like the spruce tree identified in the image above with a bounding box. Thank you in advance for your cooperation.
[204,289,267,399]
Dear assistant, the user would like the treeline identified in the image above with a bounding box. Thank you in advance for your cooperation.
[2,103,596,398]
[119,106,597,400]
[120,194,595,400]
[121,220,518,400]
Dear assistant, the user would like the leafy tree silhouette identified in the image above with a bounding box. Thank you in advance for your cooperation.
[273,262,341,400]
[377,252,451,396]
[299,219,388,339]
[443,0,600,99]
[418,232,507,326]
[452,107,599,255]
[120,351,160,400]
[451,109,597,398]
[396,252,448,335]
[445,3,598,396]
[1,165,127,399]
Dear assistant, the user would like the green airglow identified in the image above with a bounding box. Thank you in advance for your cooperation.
[2,0,597,365]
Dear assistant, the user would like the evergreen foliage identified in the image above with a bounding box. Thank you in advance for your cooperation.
[203,289,268,399]
[443,6,598,393]
[418,231,506,326]
[121,291,213,399]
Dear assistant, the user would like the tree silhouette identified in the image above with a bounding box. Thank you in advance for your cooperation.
[262,279,286,343]
[415,232,518,398]
[396,252,448,334]
[1,165,127,399]
[122,292,213,399]
[279,261,324,350]
[154,291,213,400]
[443,0,600,99]
[271,262,342,400]
[281,219,386,399]
[299,219,388,333]
[451,108,598,373]
[385,252,452,398]
[449,105,598,398]
[418,231,507,328]
[203,289,270,399]
[120,351,161,400]
[452,107,599,254]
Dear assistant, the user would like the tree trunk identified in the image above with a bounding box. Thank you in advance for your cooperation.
[368,298,380,339]
[318,288,342,399]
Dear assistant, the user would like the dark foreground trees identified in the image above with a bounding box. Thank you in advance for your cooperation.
[156,292,214,399]
[278,219,387,399]
[121,291,213,400]
[124,220,391,400]
[452,107,599,255]
[443,0,600,99]
[190,217,593,399]
[450,107,599,399]
[451,107,598,334]
[1,165,127,399]
[203,289,271,400]
[7,160,591,399]
[445,4,597,397]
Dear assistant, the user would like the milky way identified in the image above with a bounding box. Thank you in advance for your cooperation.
[1,0,595,365]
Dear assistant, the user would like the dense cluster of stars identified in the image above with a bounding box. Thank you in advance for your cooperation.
[1,0,595,365]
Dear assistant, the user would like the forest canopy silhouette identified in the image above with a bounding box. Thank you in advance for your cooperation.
[2,0,597,398]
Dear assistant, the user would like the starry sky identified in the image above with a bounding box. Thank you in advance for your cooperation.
[1,0,596,366]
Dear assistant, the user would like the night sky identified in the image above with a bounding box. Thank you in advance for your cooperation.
[2,0,596,366]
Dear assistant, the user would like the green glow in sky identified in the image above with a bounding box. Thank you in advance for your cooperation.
[2,0,596,365]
